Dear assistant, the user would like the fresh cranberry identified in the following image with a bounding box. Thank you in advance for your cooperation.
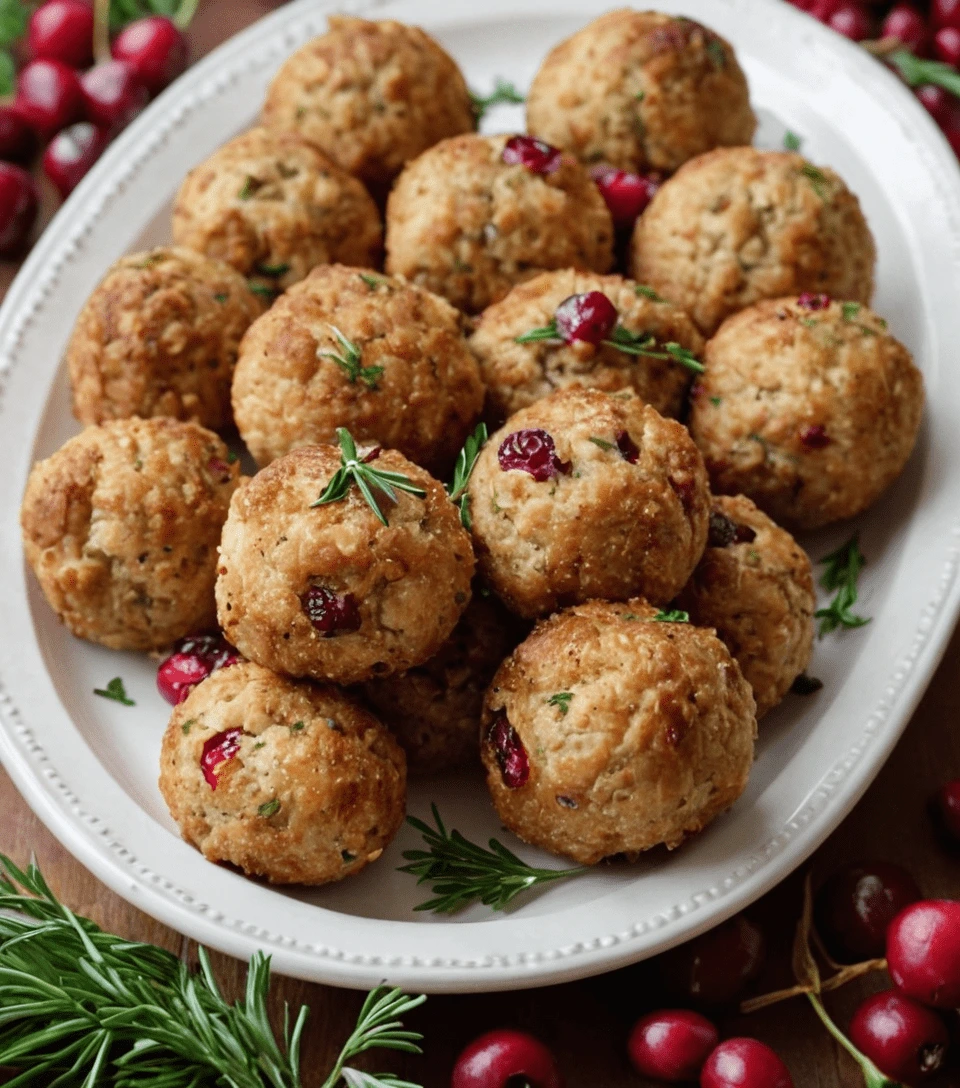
[882,4,931,51]
[43,122,108,198]
[0,106,38,164]
[616,430,639,464]
[628,1010,719,1082]
[887,900,960,1007]
[80,60,149,132]
[657,915,766,1006]
[935,779,960,841]
[796,292,831,310]
[943,121,960,158]
[554,291,618,346]
[0,164,40,257]
[299,586,362,636]
[809,0,844,19]
[700,1039,793,1088]
[849,991,949,1082]
[28,1,94,68]
[486,713,529,789]
[590,164,660,228]
[816,862,921,962]
[16,58,83,138]
[933,0,960,31]
[498,429,569,481]
[502,135,562,175]
[825,3,874,40]
[112,15,188,95]
[798,424,830,449]
[917,85,954,126]
[200,727,242,789]
[934,25,960,64]
[157,632,240,706]
[451,1029,561,1088]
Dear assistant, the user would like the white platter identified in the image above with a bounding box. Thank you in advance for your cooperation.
[0,0,959,995]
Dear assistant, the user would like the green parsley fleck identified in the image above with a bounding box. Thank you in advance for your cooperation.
[238,176,258,200]
[290,721,305,733]
[470,78,526,121]
[359,272,385,290]
[652,609,689,623]
[248,282,278,301]
[783,131,802,152]
[253,741,266,750]
[213,292,229,303]
[588,436,615,451]
[547,692,573,716]
[800,163,829,199]
[635,90,646,101]
[94,678,135,706]
[227,450,239,464]
[634,284,664,302]
[710,396,722,407]
[181,718,196,735]
[841,302,862,321]
[706,39,726,67]
[255,262,290,278]
[258,799,281,818]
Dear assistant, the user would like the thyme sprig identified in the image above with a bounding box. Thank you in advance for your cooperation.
[446,423,488,529]
[470,78,525,121]
[815,534,871,637]
[514,322,705,374]
[320,326,384,389]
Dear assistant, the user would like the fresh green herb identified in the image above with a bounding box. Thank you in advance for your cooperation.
[589,436,616,452]
[213,291,229,303]
[888,48,960,99]
[514,322,562,345]
[226,450,239,464]
[255,261,290,278]
[94,677,135,706]
[109,0,201,32]
[710,395,722,407]
[253,741,266,750]
[515,322,705,374]
[841,302,861,321]
[800,162,829,199]
[181,718,196,735]
[706,38,726,67]
[135,252,166,269]
[399,804,586,913]
[621,612,641,621]
[783,130,803,152]
[249,281,279,301]
[470,78,525,120]
[359,272,386,290]
[634,90,646,102]
[634,284,664,301]
[447,423,488,529]
[746,548,762,566]
[652,609,689,623]
[238,175,258,200]
[815,534,870,637]
[799,317,819,328]
[320,325,384,389]
[319,987,426,1088]
[547,692,573,716]
[0,48,13,96]
[258,798,281,818]
[290,721,305,733]
[791,673,824,695]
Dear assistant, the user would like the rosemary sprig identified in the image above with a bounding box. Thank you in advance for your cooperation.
[470,78,525,121]
[321,988,426,1088]
[399,804,586,913]
[446,423,488,529]
[312,428,425,526]
[815,534,871,637]
[514,322,705,374]
[320,326,384,390]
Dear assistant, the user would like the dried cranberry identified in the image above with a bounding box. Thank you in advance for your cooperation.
[590,164,660,228]
[487,713,529,788]
[300,586,362,636]
[200,727,242,789]
[502,135,562,175]
[157,632,240,705]
[798,424,830,450]
[554,291,618,346]
[616,430,639,464]
[498,429,569,481]
[796,292,831,310]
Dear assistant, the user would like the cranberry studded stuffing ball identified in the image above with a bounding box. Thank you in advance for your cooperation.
[21,417,240,651]
[159,661,406,885]
[676,495,815,718]
[631,148,876,336]
[469,269,704,424]
[262,16,474,196]
[172,127,382,292]
[466,387,710,618]
[481,599,757,865]
[232,264,484,472]
[384,133,614,314]
[689,296,924,530]
[215,442,474,685]
[67,246,265,431]
[526,10,756,175]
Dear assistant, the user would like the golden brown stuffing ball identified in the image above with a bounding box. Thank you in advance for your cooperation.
[481,599,756,865]
[67,247,265,431]
[384,132,614,314]
[676,494,815,717]
[466,387,710,618]
[360,593,522,775]
[526,10,756,175]
[469,269,704,425]
[172,126,382,292]
[630,148,876,336]
[688,296,924,530]
[159,661,406,885]
[232,264,484,472]
[21,418,240,651]
[262,16,474,195]
[216,442,474,685]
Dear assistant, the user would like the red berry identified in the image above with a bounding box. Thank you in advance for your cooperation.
[590,164,660,228]
[809,0,845,20]
[796,292,831,309]
[16,58,83,138]
[815,861,921,961]
[798,424,830,449]
[80,60,149,132]
[887,900,960,1007]
[486,713,529,789]
[502,134,563,175]
[299,586,362,636]
[200,727,242,789]
[452,1029,561,1088]
[934,25,960,64]
[657,916,766,1007]
[826,2,874,39]
[628,1010,719,1082]
[933,0,960,30]
[943,122,960,157]
[0,106,38,164]
[156,632,241,706]
[28,0,94,68]
[43,121,108,198]
[554,291,618,345]
[916,84,954,126]
[849,991,949,1082]
[935,778,960,840]
[615,430,639,464]
[112,15,188,95]
[882,4,931,51]
[700,1039,793,1088]
[498,428,569,481]
[0,164,40,256]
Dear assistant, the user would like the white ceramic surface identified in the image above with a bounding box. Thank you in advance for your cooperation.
[0,0,958,994]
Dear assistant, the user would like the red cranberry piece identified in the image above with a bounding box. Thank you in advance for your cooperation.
[933,0,960,30]
[826,2,874,39]
[796,292,831,310]
[29,0,94,68]
[657,915,766,1006]
[590,164,660,228]
[849,991,949,1082]
[157,632,241,705]
[0,164,40,257]
[112,15,188,95]
[700,1039,794,1088]
[498,429,569,481]
[80,60,149,133]
[615,430,639,464]
[798,424,830,450]
[887,900,960,1007]
[883,4,931,51]
[0,106,38,164]
[934,25,960,64]
[487,713,529,789]
[43,122,108,198]
[935,778,960,840]
[628,1009,719,1082]
[554,291,618,346]
[200,727,242,789]
[207,456,235,483]
[502,135,562,175]
[16,58,83,138]
[815,861,921,962]
[300,586,361,636]
[452,1029,561,1088]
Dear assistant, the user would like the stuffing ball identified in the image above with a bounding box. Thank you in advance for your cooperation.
[172,127,382,292]
[631,148,876,336]
[466,387,710,618]
[262,16,474,195]
[526,10,756,175]
[216,442,474,685]
[481,599,756,865]
[384,132,614,314]
[688,296,924,530]
[232,264,484,472]
[469,268,704,424]
[361,593,522,775]
[67,247,265,431]
[21,417,240,651]
[159,661,406,885]
[676,495,815,717]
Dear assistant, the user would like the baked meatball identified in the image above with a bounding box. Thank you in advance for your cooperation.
[630,148,876,336]
[481,599,756,865]
[21,418,239,651]
[262,16,474,195]
[466,387,710,617]
[216,442,474,684]
[385,133,614,314]
[68,247,264,430]
[688,296,924,530]
[469,269,703,424]
[526,10,755,175]
[159,661,406,885]
[172,127,382,292]
[232,264,484,472]
[676,495,815,717]
[361,593,521,774]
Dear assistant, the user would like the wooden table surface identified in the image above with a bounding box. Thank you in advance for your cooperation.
[3,3,959,1085]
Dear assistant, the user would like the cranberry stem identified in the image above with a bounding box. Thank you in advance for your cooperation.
[92,0,111,64]
[806,993,902,1088]
[172,0,201,31]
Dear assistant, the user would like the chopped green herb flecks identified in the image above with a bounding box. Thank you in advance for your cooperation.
[181,719,196,735]
[358,272,386,290]
[652,609,689,623]
[248,281,278,301]
[238,176,258,200]
[634,284,664,302]
[783,130,802,152]
[841,302,861,321]
[94,677,135,706]
[319,325,384,389]
[706,39,726,67]
[290,721,305,733]
[815,534,870,637]
[253,741,266,750]
[447,423,488,529]
[258,799,281,818]
[254,262,290,278]
[547,692,573,716]
[710,395,722,407]
[213,292,229,303]
[800,163,829,199]
[588,436,616,451]
[470,78,525,121]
